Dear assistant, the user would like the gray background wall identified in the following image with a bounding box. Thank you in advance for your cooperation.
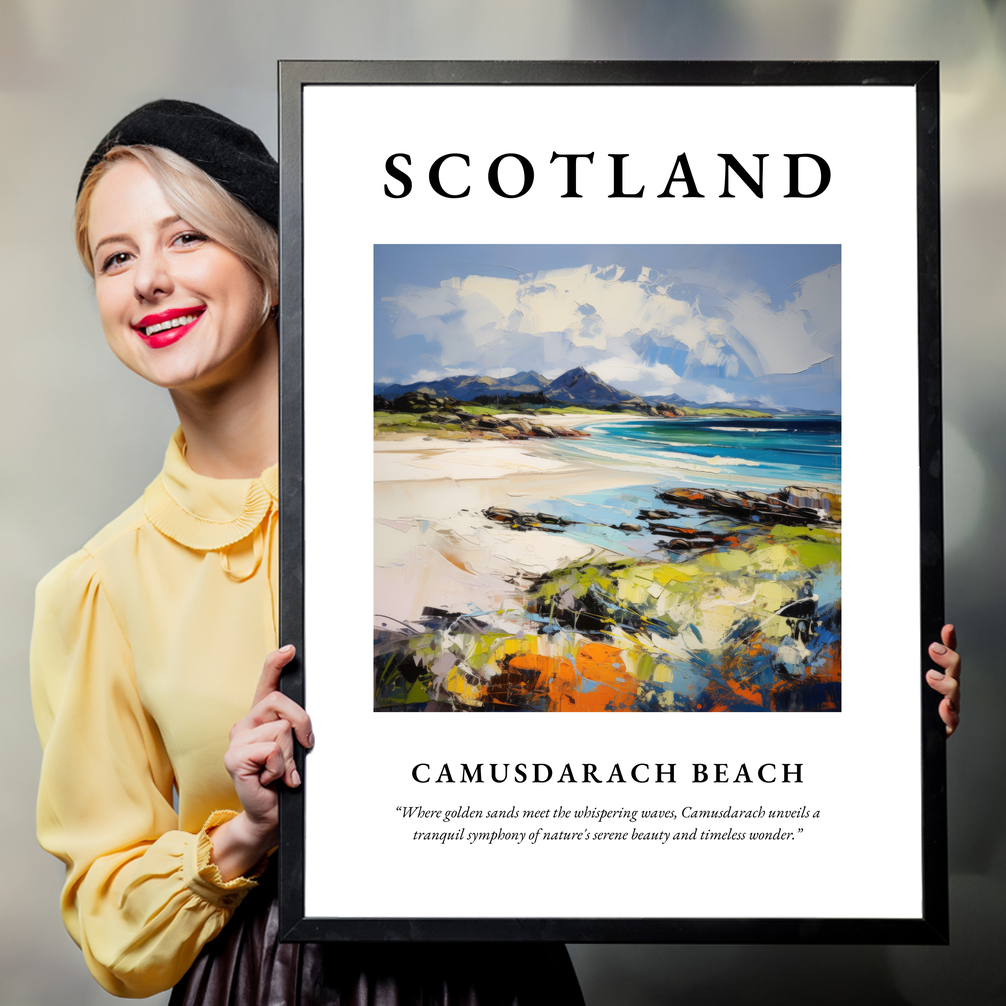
[1,2,1002,1003]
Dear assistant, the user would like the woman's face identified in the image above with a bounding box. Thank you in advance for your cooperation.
[87,158,270,393]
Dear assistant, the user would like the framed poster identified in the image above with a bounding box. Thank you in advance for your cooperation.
[277,61,946,943]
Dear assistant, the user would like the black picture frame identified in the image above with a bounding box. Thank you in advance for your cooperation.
[277,60,945,944]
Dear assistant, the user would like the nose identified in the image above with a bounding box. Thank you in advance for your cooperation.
[133,247,173,303]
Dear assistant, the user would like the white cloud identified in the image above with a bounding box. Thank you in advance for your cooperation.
[723,265,840,376]
[680,383,735,404]
[402,365,519,385]
[381,260,840,403]
[589,357,682,394]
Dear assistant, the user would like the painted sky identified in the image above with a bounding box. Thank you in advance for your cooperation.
[374,245,841,410]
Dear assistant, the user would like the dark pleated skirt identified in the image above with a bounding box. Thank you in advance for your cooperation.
[169,869,584,1006]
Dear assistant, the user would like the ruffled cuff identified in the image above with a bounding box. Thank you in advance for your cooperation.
[182,810,269,910]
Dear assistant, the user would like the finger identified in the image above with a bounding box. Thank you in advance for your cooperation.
[926,671,961,738]
[939,697,960,737]
[928,642,961,680]
[224,739,287,786]
[233,720,301,788]
[926,669,960,705]
[230,697,313,752]
[258,742,287,787]
[245,690,314,749]
[252,645,296,707]
[941,624,957,652]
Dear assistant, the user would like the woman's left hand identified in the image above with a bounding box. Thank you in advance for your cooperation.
[926,624,961,737]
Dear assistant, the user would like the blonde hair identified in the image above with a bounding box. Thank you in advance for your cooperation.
[75,145,278,323]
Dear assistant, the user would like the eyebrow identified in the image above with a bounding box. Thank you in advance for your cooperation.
[91,215,185,258]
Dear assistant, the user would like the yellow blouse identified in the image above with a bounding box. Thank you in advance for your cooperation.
[31,428,279,998]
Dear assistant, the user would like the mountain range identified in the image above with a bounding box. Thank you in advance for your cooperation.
[374,367,835,415]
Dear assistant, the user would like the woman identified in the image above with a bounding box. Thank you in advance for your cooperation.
[31,100,585,1003]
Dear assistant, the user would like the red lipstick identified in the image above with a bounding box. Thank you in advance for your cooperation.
[132,306,205,349]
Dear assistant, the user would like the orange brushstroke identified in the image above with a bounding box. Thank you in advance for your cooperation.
[690,681,735,711]
[721,676,764,707]
[691,679,756,711]
[491,652,566,709]
[814,639,842,682]
[576,642,633,687]
[506,652,572,681]
[504,642,640,711]
[503,652,573,710]
[714,637,770,708]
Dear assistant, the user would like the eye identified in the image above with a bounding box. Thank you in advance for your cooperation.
[172,230,208,249]
[100,251,132,274]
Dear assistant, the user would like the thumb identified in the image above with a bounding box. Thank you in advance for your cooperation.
[252,644,296,706]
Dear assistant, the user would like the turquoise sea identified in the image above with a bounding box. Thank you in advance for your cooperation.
[528,414,841,551]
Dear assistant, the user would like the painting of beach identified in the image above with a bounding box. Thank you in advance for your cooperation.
[373,245,841,712]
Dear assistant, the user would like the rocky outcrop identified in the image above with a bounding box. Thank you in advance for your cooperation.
[481,484,841,548]
[654,485,840,527]
[377,391,592,441]
[483,507,574,532]
[388,390,464,413]
[634,517,736,550]
[598,402,683,417]
[483,507,640,535]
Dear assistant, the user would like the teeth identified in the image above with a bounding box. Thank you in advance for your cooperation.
[142,313,199,337]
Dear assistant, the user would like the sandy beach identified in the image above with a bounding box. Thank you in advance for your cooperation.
[374,415,665,624]
[373,412,643,483]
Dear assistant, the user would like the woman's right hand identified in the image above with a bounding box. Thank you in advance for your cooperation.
[209,645,314,881]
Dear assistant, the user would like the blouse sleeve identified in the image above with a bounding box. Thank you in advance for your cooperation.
[30,549,262,998]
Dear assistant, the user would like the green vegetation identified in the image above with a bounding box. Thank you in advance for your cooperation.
[526,523,840,644]
[373,403,774,434]
[374,412,463,431]
[675,407,773,418]
[375,522,842,712]
[532,406,634,416]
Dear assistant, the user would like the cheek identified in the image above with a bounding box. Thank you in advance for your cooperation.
[222,266,268,332]
[94,286,132,344]
[196,252,266,330]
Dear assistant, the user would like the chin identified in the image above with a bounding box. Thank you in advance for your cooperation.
[122,354,215,391]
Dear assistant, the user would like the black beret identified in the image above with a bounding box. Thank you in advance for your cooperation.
[78,99,278,228]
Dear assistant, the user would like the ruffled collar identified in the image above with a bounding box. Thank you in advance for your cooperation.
[143,428,278,551]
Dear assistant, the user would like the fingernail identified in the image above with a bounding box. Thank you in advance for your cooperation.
[931,643,947,654]
[292,768,301,787]
[280,644,295,654]
[306,732,315,748]
[927,670,944,679]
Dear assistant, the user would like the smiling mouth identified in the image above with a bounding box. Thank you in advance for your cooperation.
[134,307,206,338]
[142,313,199,337]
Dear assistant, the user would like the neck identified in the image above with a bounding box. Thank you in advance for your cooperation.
[169,319,280,479]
